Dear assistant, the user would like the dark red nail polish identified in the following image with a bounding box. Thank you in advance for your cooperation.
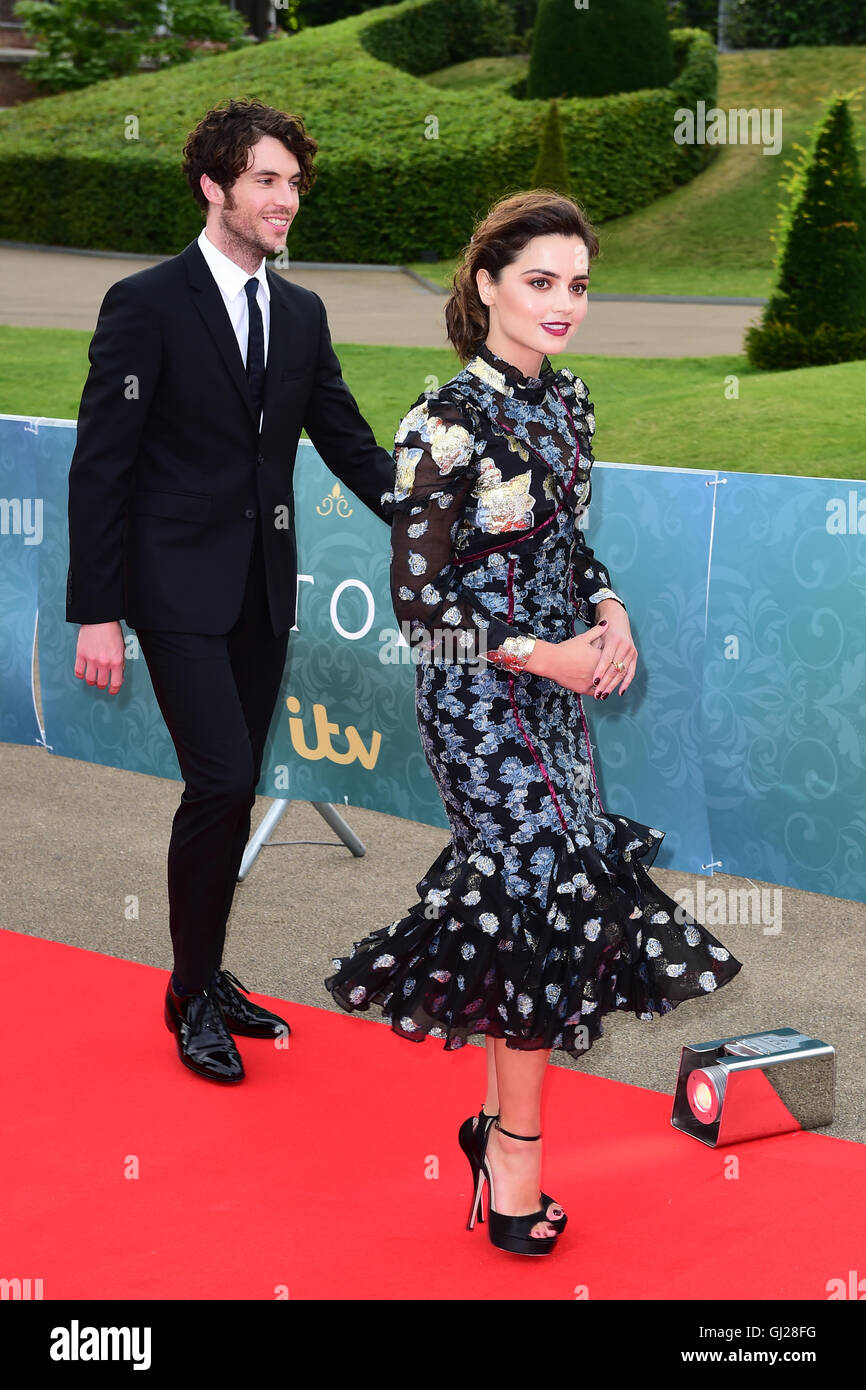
[592,677,599,685]
[601,692,609,700]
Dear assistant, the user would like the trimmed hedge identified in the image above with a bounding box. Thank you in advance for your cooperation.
[745,321,866,370]
[531,100,569,195]
[358,0,518,71]
[665,1,717,41]
[0,0,717,260]
[527,0,674,100]
[746,96,866,369]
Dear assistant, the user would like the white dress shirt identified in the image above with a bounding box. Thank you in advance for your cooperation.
[197,227,270,426]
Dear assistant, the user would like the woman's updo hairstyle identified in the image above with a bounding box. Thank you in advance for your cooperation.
[444,189,599,364]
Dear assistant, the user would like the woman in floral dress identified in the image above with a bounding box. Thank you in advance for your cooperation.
[325,191,742,1256]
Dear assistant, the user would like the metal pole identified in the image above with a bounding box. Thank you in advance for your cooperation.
[717,0,735,53]
[311,801,366,857]
[238,797,290,880]
[237,797,367,881]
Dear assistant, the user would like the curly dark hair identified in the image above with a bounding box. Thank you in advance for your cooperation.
[444,190,600,363]
[182,98,319,214]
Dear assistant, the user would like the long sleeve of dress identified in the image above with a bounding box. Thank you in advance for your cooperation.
[570,527,628,629]
[565,383,628,629]
[385,395,540,664]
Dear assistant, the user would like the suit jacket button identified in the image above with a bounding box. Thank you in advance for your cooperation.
[244,508,255,519]
[257,453,265,465]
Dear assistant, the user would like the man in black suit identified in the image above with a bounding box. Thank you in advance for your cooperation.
[66,99,395,1084]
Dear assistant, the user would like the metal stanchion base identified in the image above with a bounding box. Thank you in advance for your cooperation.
[237,798,366,881]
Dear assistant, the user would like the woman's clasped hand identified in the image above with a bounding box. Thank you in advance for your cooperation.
[525,614,638,698]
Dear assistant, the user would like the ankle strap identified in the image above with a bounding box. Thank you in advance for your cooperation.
[495,1119,541,1141]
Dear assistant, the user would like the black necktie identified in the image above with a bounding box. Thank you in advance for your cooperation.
[244,277,266,421]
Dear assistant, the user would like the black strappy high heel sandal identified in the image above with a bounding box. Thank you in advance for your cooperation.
[463,1116,562,1256]
[458,1107,567,1232]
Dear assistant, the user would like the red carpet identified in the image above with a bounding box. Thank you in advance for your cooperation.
[2,927,863,1300]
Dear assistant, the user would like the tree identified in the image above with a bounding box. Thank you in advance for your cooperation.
[14,0,248,93]
[746,94,866,369]
[531,100,570,196]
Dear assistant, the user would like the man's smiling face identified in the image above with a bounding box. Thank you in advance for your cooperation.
[201,134,300,261]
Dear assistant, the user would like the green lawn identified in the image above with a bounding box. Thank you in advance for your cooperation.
[2,325,862,479]
[410,47,866,299]
[420,54,529,93]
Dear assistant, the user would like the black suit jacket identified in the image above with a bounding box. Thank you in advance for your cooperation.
[66,238,395,635]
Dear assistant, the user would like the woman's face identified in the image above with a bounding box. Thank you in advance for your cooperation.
[476,233,590,372]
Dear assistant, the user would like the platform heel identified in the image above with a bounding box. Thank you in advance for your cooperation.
[458,1107,567,1234]
[474,1118,562,1256]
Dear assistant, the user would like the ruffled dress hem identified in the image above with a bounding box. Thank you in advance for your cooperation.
[324,813,743,1061]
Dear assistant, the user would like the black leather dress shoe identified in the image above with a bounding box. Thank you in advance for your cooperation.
[211,969,291,1039]
[164,982,245,1083]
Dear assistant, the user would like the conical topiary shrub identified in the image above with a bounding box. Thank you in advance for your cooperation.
[746,94,866,370]
[531,100,570,196]
[527,0,674,100]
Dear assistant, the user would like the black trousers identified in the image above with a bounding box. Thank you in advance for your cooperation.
[136,522,290,991]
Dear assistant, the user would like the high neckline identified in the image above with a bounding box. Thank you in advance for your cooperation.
[466,340,557,403]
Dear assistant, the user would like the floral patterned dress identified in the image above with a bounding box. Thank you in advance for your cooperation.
[324,341,742,1057]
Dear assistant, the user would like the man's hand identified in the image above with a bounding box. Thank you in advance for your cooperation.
[74,621,125,695]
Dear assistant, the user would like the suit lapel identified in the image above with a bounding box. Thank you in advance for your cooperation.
[182,240,258,429]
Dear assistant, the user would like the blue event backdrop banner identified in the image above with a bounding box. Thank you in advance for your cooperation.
[1,413,864,903]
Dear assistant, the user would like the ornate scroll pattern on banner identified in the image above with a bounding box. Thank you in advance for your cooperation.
[703,472,866,900]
